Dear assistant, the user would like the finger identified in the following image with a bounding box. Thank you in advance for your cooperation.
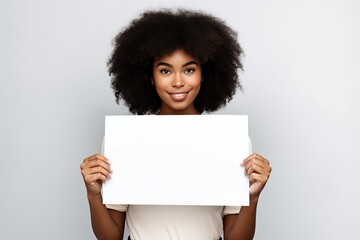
[81,159,112,173]
[81,154,111,172]
[242,153,260,166]
[245,158,271,173]
[251,153,270,165]
[255,155,270,166]
[244,157,265,174]
[249,172,269,185]
[82,165,112,180]
[246,163,269,177]
[242,153,269,166]
[87,164,112,176]
[241,153,255,165]
[84,172,108,185]
[83,154,110,164]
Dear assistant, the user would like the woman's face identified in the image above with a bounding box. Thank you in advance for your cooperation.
[153,49,202,115]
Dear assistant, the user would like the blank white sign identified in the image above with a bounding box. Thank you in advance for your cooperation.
[102,115,249,206]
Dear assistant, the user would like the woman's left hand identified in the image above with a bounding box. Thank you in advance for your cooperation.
[241,153,272,198]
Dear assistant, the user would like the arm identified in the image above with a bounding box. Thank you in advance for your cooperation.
[87,193,126,240]
[81,154,126,240]
[223,153,272,240]
[223,197,258,240]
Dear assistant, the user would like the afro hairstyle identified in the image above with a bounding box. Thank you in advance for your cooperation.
[108,9,243,114]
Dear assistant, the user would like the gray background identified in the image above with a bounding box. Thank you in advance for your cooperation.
[1,0,359,239]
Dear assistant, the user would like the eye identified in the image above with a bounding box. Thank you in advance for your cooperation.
[184,68,195,74]
[160,69,171,75]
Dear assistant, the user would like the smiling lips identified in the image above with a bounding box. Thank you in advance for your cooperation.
[168,91,189,101]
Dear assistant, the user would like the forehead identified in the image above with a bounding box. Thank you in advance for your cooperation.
[153,49,198,64]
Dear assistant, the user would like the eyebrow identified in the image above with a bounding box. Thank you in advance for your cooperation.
[155,61,199,68]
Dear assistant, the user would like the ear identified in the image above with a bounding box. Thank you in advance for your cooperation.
[151,77,154,85]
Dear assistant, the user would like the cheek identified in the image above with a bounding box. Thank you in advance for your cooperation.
[153,75,168,89]
[190,73,202,87]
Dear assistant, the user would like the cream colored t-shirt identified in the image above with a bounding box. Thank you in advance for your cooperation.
[103,138,252,240]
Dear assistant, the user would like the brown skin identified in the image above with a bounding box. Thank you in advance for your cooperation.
[153,49,202,115]
[81,153,271,240]
[80,154,125,240]
[224,153,272,240]
[80,49,272,240]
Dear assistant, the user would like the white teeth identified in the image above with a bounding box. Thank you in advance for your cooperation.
[173,93,185,97]
[169,92,188,100]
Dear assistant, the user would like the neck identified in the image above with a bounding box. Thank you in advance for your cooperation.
[158,104,198,115]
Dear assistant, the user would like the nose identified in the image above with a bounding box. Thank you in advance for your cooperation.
[171,74,185,88]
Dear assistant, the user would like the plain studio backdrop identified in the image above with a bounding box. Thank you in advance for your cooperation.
[1,0,359,239]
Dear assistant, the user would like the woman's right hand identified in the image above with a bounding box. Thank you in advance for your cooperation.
[80,154,112,196]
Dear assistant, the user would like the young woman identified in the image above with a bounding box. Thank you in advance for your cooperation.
[80,9,272,240]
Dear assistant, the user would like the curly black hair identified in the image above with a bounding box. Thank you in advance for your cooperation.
[108,9,243,114]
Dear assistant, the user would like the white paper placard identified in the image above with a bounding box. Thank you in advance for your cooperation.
[102,115,249,206]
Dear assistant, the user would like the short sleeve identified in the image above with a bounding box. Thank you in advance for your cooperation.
[106,204,129,212]
[223,206,241,215]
